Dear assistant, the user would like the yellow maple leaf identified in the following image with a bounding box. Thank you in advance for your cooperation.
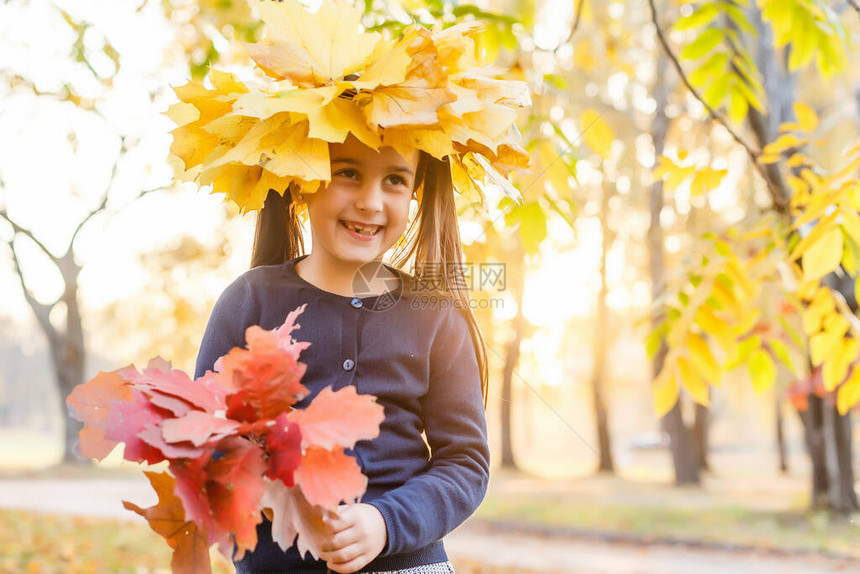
[358,30,455,129]
[248,0,379,86]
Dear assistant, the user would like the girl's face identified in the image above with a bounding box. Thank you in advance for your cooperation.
[304,134,418,267]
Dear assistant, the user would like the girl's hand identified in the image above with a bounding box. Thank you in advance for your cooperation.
[318,503,387,573]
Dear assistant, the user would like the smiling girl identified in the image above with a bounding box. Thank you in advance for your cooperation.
[181,1,530,572]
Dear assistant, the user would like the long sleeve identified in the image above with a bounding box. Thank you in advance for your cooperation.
[365,307,490,556]
[194,275,257,379]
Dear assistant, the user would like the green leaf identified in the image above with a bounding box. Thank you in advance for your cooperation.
[703,72,730,109]
[748,348,777,393]
[768,339,796,376]
[802,225,843,282]
[719,2,756,33]
[689,52,729,88]
[681,27,725,61]
[725,334,761,371]
[727,83,749,124]
[787,8,816,72]
[505,201,547,254]
[645,325,665,360]
[672,3,720,33]
[543,73,567,90]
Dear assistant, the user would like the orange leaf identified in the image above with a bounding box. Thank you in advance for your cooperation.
[66,370,132,460]
[219,325,309,421]
[288,386,384,450]
[123,471,212,574]
[294,446,367,510]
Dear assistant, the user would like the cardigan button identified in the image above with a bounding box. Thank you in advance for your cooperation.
[350,298,363,308]
[342,358,355,371]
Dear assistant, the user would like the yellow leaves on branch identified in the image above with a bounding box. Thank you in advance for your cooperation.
[799,285,860,414]
[653,154,727,197]
[166,0,531,212]
[760,0,848,78]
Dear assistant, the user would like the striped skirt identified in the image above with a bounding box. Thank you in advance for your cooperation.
[341,562,455,574]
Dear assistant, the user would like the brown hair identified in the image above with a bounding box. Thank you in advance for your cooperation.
[249,152,489,407]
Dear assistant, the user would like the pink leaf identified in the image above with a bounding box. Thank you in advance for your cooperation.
[104,390,168,464]
[139,426,208,459]
[121,359,226,414]
[162,411,240,447]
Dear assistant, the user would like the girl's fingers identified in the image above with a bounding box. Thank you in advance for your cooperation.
[318,541,362,565]
[319,527,361,553]
[321,512,351,533]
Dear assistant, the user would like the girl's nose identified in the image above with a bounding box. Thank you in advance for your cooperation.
[354,179,384,213]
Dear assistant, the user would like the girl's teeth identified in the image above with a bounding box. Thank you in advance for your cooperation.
[345,222,378,235]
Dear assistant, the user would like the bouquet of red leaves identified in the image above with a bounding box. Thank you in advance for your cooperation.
[66,304,385,573]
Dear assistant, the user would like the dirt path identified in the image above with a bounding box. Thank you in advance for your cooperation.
[1,477,857,574]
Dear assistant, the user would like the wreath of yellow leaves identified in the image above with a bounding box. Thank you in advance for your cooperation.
[166,0,531,213]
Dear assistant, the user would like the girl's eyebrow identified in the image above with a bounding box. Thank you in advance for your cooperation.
[331,157,414,176]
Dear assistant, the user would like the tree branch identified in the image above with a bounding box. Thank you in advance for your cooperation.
[4,236,57,342]
[0,209,59,264]
[847,0,860,18]
[68,136,127,249]
[557,0,587,50]
[571,0,585,39]
[646,0,790,214]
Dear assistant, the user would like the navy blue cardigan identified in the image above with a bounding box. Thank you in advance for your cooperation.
[194,255,490,573]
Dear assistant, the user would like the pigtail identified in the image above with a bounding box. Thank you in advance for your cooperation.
[392,153,490,408]
[250,188,306,269]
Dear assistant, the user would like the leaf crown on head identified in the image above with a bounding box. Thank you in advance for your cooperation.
[166,0,532,213]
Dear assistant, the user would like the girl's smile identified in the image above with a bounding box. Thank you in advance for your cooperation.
[296,134,418,295]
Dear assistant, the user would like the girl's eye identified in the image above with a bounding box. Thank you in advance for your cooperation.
[385,174,408,187]
[336,168,359,180]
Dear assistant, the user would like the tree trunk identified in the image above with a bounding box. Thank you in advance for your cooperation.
[592,177,615,473]
[648,50,700,485]
[745,6,857,511]
[776,398,789,473]
[823,398,859,513]
[500,245,525,470]
[55,254,87,463]
[662,397,700,484]
[692,400,710,472]
[798,394,831,510]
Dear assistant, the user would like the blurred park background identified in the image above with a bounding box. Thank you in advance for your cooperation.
[1,0,860,572]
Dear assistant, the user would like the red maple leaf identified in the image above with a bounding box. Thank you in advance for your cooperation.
[294,445,367,510]
[123,471,212,574]
[265,412,302,487]
[172,437,266,560]
[66,369,132,460]
[288,386,384,450]
[219,326,309,421]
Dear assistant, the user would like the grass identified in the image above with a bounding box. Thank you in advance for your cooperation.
[0,509,234,574]
[475,471,860,559]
